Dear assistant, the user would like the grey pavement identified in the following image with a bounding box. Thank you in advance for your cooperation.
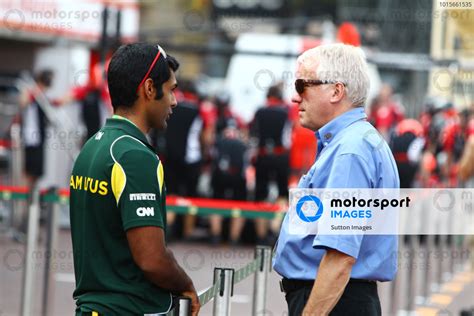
[1,229,473,316]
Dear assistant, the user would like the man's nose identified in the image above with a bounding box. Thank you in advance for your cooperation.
[171,93,178,108]
[291,92,302,104]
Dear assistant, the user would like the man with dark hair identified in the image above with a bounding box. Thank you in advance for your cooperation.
[70,43,200,316]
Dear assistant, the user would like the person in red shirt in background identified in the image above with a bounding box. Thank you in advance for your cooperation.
[418,99,473,188]
[390,119,425,188]
[445,106,474,185]
[440,106,462,186]
[459,105,474,187]
[288,103,317,187]
[199,94,218,159]
[67,62,112,144]
[369,84,404,140]
[426,101,464,187]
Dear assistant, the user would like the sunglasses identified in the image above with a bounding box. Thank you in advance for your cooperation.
[294,79,343,94]
[136,44,168,93]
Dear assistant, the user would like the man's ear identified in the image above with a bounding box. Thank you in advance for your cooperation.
[143,78,156,100]
[330,82,345,103]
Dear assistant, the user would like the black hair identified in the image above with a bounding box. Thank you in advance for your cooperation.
[36,69,54,88]
[107,43,179,111]
[266,84,282,100]
[178,79,197,95]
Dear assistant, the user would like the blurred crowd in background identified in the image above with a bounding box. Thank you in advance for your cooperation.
[10,66,474,246]
[0,0,473,246]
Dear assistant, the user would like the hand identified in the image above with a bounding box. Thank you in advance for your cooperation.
[182,289,200,316]
[302,305,327,316]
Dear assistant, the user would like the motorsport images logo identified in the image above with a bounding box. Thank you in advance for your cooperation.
[289,188,474,236]
[289,188,407,235]
[296,195,324,222]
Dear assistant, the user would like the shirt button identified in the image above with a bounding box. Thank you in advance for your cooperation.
[324,133,332,140]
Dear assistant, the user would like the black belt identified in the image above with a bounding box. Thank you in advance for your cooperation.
[280,278,376,293]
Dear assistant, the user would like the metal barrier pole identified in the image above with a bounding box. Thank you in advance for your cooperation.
[422,186,440,301]
[444,210,455,282]
[20,186,40,316]
[436,234,445,289]
[389,236,403,315]
[417,235,428,305]
[213,268,234,316]
[9,123,25,241]
[172,296,191,316]
[252,246,271,316]
[423,234,435,298]
[453,213,467,273]
[42,197,60,316]
[405,235,417,313]
[391,193,415,316]
[10,123,22,186]
[459,235,471,271]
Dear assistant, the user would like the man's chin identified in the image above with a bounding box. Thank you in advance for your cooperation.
[153,121,166,131]
[300,120,316,131]
[299,118,309,129]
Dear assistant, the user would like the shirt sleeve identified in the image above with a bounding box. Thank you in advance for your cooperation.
[111,149,165,231]
[312,153,373,259]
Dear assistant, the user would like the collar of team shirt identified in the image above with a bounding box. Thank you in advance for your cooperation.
[315,107,367,156]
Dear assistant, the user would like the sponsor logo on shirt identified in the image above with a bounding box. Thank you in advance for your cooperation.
[136,207,154,217]
[95,131,104,140]
[70,175,108,196]
[130,193,156,201]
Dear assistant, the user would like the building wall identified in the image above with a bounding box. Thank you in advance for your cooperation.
[429,2,474,108]
[0,39,40,75]
[139,1,227,80]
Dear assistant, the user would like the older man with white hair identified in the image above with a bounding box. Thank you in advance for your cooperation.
[273,44,399,316]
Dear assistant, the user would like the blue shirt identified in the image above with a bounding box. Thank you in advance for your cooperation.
[273,107,399,281]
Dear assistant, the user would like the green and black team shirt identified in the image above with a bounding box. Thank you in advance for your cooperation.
[70,116,172,315]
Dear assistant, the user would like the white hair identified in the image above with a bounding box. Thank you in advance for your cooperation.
[297,43,370,106]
